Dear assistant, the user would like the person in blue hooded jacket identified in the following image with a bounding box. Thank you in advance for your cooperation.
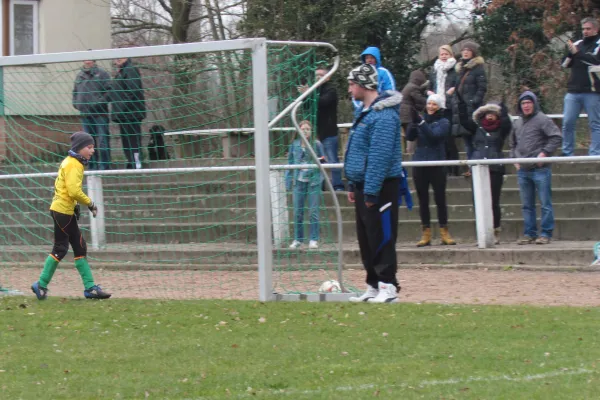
[344,64,403,304]
[352,47,396,109]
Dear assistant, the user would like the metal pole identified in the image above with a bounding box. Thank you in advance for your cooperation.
[252,39,274,302]
[291,102,346,291]
[87,175,106,250]
[471,165,495,248]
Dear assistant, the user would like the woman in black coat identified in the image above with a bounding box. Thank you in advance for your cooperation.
[471,102,512,243]
[450,41,487,175]
[111,57,146,169]
[406,94,456,247]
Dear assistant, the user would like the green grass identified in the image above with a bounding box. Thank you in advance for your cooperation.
[1,298,599,399]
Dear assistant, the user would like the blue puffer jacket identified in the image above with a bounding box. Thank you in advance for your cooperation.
[285,139,325,189]
[344,91,403,203]
[406,110,450,161]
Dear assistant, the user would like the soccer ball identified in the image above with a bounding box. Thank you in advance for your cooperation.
[319,279,342,293]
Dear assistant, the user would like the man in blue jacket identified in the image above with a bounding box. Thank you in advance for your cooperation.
[345,64,403,303]
[352,47,396,109]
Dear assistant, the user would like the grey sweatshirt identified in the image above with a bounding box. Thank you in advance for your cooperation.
[509,91,562,166]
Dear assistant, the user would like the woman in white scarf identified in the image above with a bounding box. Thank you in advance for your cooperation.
[427,45,460,176]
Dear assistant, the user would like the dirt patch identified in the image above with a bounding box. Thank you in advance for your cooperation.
[3,267,600,306]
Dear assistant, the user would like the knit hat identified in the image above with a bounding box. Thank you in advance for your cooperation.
[427,94,445,109]
[70,131,94,152]
[347,64,378,90]
[439,45,454,58]
[461,41,480,57]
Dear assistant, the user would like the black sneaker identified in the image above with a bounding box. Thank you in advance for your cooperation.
[84,285,112,299]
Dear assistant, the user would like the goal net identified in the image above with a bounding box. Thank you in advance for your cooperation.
[0,39,348,300]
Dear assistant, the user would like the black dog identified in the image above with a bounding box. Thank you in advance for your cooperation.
[148,125,169,161]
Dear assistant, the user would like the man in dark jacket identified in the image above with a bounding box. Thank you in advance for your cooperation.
[345,64,402,304]
[111,57,146,169]
[510,91,562,245]
[314,66,343,190]
[72,60,112,170]
[561,17,600,156]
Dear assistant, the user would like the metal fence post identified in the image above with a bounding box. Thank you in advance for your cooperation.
[472,165,495,248]
[86,175,106,250]
[269,170,289,248]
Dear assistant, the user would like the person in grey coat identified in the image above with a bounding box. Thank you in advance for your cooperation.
[72,60,112,170]
[510,91,562,245]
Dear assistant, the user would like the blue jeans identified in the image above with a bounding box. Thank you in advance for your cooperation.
[293,181,320,242]
[463,135,474,159]
[562,92,600,156]
[517,167,554,238]
[322,136,344,190]
[81,116,111,170]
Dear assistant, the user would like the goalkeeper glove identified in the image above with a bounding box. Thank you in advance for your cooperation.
[88,202,98,218]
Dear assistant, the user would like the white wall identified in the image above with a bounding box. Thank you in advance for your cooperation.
[39,0,111,53]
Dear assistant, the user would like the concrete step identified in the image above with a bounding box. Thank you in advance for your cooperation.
[3,186,599,209]
[2,218,600,245]
[1,242,596,268]
[2,203,600,225]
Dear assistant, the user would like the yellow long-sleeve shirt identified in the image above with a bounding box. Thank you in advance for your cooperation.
[49,156,92,215]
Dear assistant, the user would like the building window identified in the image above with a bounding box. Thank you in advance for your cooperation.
[10,0,39,55]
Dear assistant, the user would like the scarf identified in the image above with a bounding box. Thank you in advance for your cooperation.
[481,118,501,132]
[68,150,89,166]
[433,57,457,108]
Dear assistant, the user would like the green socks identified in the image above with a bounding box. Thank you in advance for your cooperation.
[39,255,59,288]
[39,256,95,290]
[74,257,95,290]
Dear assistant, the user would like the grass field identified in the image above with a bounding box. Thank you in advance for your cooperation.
[1,297,599,399]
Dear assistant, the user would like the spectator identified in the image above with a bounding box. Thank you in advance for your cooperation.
[510,91,562,245]
[286,120,325,250]
[298,66,343,190]
[428,45,460,176]
[471,102,513,244]
[400,70,428,154]
[72,59,112,170]
[352,47,396,109]
[406,94,456,247]
[345,64,403,303]
[561,17,600,156]
[111,57,146,169]
[451,41,487,176]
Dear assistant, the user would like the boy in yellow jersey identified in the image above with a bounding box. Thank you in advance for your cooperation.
[31,131,111,300]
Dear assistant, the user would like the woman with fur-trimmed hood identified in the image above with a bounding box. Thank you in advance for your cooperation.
[450,41,487,174]
[471,102,512,243]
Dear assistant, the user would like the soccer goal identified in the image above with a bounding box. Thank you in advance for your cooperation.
[0,39,353,301]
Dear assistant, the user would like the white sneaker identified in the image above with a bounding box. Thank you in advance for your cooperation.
[367,282,399,303]
[349,285,379,302]
[289,240,303,249]
[308,240,319,249]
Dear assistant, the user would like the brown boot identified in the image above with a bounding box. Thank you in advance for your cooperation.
[439,226,456,245]
[416,226,432,247]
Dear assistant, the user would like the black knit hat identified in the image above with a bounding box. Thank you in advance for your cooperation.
[70,131,94,152]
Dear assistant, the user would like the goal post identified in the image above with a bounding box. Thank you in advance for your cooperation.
[0,38,349,301]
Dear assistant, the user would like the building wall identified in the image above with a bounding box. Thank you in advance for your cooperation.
[39,0,111,53]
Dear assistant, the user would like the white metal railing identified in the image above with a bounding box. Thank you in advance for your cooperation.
[3,155,600,252]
